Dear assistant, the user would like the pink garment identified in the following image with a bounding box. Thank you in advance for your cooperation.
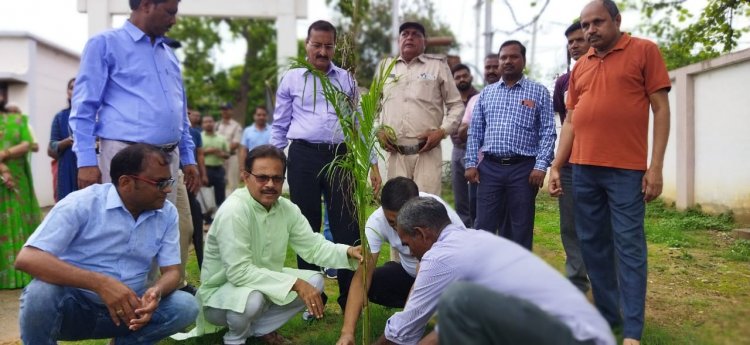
[462,96,484,164]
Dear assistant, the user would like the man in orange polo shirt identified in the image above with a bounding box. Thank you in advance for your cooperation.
[548,1,671,344]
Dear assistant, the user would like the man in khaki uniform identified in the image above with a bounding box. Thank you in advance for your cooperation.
[215,102,243,193]
[377,22,464,196]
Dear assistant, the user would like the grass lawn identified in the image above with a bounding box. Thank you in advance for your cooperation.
[64,189,750,345]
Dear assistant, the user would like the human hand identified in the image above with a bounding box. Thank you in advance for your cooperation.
[347,245,363,263]
[642,166,663,202]
[78,166,102,189]
[292,279,325,319]
[370,165,382,197]
[183,165,200,194]
[528,169,546,189]
[465,167,479,184]
[129,286,161,331]
[95,275,141,326]
[336,333,356,345]
[417,129,444,153]
[376,129,397,153]
[548,166,562,197]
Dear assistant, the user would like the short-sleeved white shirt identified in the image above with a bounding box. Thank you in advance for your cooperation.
[365,192,465,277]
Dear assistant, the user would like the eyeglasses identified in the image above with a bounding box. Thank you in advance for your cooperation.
[308,42,335,51]
[128,175,176,190]
[246,171,285,184]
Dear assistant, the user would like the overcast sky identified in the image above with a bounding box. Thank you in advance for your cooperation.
[0,0,727,84]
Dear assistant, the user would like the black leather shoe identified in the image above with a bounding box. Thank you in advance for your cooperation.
[179,283,198,295]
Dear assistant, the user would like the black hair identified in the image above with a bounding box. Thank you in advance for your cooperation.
[245,144,287,173]
[307,20,337,43]
[381,177,420,211]
[564,20,583,37]
[499,40,526,60]
[110,144,171,186]
[600,0,620,19]
[129,0,170,10]
[451,63,471,76]
[485,53,498,60]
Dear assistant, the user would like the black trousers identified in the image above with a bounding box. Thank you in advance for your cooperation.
[205,165,226,207]
[368,261,415,308]
[287,141,360,310]
[187,190,204,269]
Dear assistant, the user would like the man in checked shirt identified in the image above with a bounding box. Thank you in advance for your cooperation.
[465,40,556,250]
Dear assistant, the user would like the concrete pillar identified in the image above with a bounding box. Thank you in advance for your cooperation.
[81,0,113,37]
[276,0,298,78]
[674,71,694,210]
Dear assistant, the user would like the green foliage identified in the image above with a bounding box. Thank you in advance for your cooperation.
[168,17,277,124]
[619,0,750,69]
[327,0,457,86]
[724,239,750,262]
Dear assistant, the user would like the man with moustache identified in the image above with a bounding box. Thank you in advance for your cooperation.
[449,64,479,227]
[70,0,199,200]
[15,144,198,343]
[549,1,671,344]
[377,21,464,196]
[270,20,380,311]
[465,40,556,250]
[239,105,271,173]
[458,53,500,226]
[215,102,243,193]
[551,20,592,294]
[195,145,363,345]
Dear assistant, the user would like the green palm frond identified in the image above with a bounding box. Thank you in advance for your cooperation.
[288,56,397,344]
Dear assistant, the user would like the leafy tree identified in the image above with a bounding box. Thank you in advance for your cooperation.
[327,0,457,86]
[619,0,750,70]
[169,17,277,125]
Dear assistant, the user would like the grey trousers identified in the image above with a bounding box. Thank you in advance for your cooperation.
[438,282,594,345]
[559,164,590,293]
[205,274,324,345]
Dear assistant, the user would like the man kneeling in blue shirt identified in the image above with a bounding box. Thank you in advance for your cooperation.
[15,144,198,344]
[375,197,615,345]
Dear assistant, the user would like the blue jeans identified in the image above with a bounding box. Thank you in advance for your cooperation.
[19,279,198,345]
[559,164,590,293]
[572,165,647,340]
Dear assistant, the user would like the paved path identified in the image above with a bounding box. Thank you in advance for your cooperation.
[0,289,21,344]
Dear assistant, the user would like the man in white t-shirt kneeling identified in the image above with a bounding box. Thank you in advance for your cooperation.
[335,177,465,345]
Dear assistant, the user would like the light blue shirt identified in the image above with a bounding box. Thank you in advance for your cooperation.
[69,20,195,168]
[240,125,271,151]
[384,225,615,345]
[25,184,180,294]
[270,64,356,148]
[465,76,556,171]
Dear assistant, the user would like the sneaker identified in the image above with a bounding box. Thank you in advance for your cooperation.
[324,268,337,279]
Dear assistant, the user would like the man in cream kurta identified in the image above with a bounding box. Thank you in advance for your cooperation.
[377,22,464,196]
[194,145,361,345]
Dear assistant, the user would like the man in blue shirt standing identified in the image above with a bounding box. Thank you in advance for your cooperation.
[69,0,199,199]
[238,105,271,172]
[465,40,556,250]
[15,144,198,344]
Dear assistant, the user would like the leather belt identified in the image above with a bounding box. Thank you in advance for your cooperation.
[395,141,426,155]
[484,155,534,165]
[117,140,179,153]
[292,139,345,152]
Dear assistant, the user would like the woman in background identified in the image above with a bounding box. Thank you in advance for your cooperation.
[0,98,41,289]
[48,78,77,201]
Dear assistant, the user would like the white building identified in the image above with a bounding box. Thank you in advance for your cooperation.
[0,32,80,207]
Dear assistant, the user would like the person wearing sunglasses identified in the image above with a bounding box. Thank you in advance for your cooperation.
[15,143,198,343]
[194,144,363,345]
